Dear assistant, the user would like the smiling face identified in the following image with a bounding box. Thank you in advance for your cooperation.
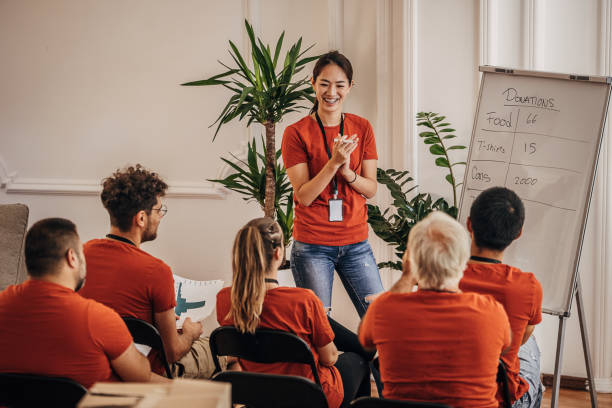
[312,63,352,117]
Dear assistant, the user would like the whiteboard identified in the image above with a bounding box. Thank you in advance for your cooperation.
[458,66,611,315]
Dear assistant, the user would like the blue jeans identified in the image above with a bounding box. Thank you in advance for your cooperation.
[290,240,384,317]
[513,335,543,408]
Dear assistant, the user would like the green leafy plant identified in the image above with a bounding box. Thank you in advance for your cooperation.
[182,19,318,219]
[208,137,293,247]
[416,112,466,207]
[367,112,466,271]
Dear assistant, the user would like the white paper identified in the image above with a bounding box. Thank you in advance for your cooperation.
[173,275,224,329]
[134,343,152,357]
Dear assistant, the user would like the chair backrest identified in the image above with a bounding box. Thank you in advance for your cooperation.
[350,397,452,408]
[497,359,511,408]
[0,372,87,408]
[0,204,29,291]
[209,326,321,385]
[122,317,173,378]
[213,370,328,408]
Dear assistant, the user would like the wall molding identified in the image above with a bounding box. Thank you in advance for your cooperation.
[0,155,17,189]
[594,377,612,393]
[479,0,489,66]
[594,0,612,382]
[372,0,417,289]
[522,0,535,69]
[376,0,417,175]
[328,0,344,51]
[3,178,227,199]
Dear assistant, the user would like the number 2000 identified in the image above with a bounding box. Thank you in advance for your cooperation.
[514,177,537,185]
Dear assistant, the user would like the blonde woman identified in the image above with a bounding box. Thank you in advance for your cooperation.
[216,218,373,408]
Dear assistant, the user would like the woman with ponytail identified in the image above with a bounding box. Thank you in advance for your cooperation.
[216,218,373,408]
[281,50,383,318]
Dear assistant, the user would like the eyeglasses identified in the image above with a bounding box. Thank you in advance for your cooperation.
[153,204,168,217]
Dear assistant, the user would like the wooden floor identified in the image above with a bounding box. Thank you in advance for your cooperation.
[541,388,612,408]
[370,382,612,407]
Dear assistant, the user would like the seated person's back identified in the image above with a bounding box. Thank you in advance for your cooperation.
[217,286,341,403]
[359,212,510,408]
[79,165,210,379]
[0,218,152,388]
[217,217,373,408]
[80,238,174,328]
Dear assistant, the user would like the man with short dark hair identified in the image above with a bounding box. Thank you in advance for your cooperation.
[80,165,220,378]
[460,187,543,408]
[0,218,157,387]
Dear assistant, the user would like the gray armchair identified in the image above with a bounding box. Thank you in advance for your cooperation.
[0,204,29,290]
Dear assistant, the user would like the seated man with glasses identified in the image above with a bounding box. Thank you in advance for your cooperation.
[79,164,221,379]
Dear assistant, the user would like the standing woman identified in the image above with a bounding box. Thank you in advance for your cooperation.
[281,51,383,316]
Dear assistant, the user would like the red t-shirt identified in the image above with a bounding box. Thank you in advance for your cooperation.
[460,262,543,403]
[359,290,511,408]
[79,239,176,374]
[281,113,378,246]
[216,286,343,408]
[0,279,132,388]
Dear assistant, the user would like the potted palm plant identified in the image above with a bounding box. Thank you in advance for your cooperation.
[181,20,318,229]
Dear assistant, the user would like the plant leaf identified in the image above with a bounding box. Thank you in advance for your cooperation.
[435,157,450,168]
[429,145,445,155]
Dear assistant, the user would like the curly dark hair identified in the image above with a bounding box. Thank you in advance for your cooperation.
[101,164,168,231]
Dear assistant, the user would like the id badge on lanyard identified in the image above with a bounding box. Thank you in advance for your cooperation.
[315,112,344,222]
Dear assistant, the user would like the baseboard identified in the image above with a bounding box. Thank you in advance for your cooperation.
[542,374,612,393]
[541,374,587,391]
[594,378,612,393]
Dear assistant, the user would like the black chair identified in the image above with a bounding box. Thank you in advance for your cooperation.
[213,370,328,408]
[350,397,451,408]
[497,359,511,408]
[0,372,87,408]
[122,316,173,378]
[209,326,321,385]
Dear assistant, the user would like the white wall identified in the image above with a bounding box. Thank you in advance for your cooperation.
[1,0,610,390]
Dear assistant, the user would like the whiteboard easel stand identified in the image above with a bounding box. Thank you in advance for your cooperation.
[550,275,597,408]
[461,66,612,408]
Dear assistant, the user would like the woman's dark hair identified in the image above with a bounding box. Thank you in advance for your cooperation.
[100,164,168,231]
[469,187,525,251]
[310,51,353,114]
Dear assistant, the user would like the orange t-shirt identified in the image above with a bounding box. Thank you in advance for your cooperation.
[460,262,543,403]
[0,279,132,388]
[359,290,511,408]
[281,113,378,246]
[79,239,176,374]
[216,286,343,408]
